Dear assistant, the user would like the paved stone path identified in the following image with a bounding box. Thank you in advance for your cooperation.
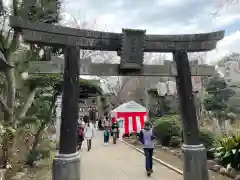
[81,131,182,180]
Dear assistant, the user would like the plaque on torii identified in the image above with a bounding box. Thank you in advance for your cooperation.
[10,14,224,180]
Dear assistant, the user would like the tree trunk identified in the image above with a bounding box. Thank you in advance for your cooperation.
[18,88,38,119]
[0,54,16,168]
[4,68,15,123]
[26,123,45,167]
[4,30,19,123]
[0,132,14,168]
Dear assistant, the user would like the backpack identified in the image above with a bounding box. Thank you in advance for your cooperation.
[139,130,144,144]
[78,127,84,137]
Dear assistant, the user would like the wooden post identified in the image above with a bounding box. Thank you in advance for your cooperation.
[173,50,200,144]
[173,50,209,180]
[52,46,80,180]
[59,46,80,154]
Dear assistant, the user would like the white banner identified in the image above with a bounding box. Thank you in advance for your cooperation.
[157,82,167,96]
[192,76,202,92]
[166,81,177,95]
[128,116,133,133]
[136,116,141,132]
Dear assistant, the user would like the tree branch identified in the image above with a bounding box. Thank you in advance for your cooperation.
[0,16,7,50]
[0,95,12,115]
[18,88,38,120]
[12,0,18,16]
[101,76,132,105]
[46,91,58,122]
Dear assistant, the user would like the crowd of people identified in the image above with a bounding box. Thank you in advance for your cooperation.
[77,114,155,177]
[77,115,119,151]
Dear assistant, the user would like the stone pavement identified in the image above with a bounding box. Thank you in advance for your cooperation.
[80,131,183,180]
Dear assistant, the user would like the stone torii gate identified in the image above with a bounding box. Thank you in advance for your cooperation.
[10,13,224,180]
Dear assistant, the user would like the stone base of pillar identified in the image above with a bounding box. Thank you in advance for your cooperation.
[52,152,80,180]
[182,144,209,180]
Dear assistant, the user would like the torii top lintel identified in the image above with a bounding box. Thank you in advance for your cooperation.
[10,16,224,52]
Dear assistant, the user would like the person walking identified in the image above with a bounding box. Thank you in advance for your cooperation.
[139,121,155,176]
[111,121,119,144]
[77,122,84,150]
[83,114,88,124]
[103,127,110,146]
[84,121,95,151]
[98,118,103,131]
[104,118,110,130]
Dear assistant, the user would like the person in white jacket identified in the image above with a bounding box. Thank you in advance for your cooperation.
[84,121,95,151]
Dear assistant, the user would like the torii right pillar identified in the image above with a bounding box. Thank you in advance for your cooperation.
[171,31,225,180]
[173,50,208,180]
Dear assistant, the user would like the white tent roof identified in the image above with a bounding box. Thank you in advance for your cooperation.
[112,101,146,112]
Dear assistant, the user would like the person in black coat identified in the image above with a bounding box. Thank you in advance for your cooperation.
[98,118,103,130]
[83,114,88,124]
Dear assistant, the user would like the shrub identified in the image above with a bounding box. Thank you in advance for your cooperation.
[199,129,215,149]
[153,115,181,146]
[209,134,240,168]
[169,136,181,148]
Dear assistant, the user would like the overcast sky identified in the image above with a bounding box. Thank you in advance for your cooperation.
[62,0,240,64]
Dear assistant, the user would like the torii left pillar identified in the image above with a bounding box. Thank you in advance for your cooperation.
[52,46,80,180]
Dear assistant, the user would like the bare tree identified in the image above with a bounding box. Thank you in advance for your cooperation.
[144,52,167,65]
[61,9,113,62]
[217,0,239,8]
[188,52,207,64]
[213,0,239,15]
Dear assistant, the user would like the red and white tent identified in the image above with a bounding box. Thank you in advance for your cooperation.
[111,101,148,136]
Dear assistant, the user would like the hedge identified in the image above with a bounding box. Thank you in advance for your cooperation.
[153,115,215,148]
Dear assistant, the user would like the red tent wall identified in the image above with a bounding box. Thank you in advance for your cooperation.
[115,112,146,134]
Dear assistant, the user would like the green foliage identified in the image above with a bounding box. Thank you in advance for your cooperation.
[153,115,181,146]
[199,129,215,149]
[26,148,51,166]
[18,0,62,23]
[80,79,103,95]
[210,134,240,168]
[0,0,64,171]
[169,136,181,148]
[203,75,235,118]
[148,89,179,117]
[24,92,55,166]
[25,74,103,94]
[152,115,215,150]
[26,74,62,89]
[217,53,240,66]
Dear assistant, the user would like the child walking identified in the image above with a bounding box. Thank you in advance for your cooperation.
[103,128,110,146]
